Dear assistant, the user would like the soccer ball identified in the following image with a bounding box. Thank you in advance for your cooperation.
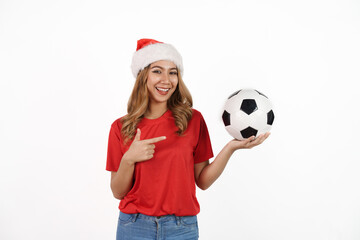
[222,88,275,140]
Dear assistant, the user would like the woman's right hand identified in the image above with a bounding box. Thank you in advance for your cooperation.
[122,128,166,164]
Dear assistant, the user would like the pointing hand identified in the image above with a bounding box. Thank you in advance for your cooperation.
[122,128,166,164]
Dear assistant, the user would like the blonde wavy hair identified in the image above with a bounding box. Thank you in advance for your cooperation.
[121,66,193,143]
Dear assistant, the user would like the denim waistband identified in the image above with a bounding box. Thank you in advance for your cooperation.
[120,211,196,225]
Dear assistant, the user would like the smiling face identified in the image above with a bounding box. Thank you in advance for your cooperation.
[146,60,179,107]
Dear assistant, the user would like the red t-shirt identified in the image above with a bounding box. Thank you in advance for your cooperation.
[106,109,213,216]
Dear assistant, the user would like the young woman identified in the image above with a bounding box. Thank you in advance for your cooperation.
[106,39,270,240]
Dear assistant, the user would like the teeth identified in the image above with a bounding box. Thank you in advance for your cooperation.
[156,87,170,92]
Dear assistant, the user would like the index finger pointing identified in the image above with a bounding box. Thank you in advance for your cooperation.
[143,136,167,144]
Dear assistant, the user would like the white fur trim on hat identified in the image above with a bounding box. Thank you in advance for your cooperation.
[131,42,184,78]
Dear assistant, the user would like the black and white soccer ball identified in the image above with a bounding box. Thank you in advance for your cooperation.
[222,88,275,140]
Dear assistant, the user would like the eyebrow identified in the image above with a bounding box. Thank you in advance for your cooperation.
[150,66,178,71]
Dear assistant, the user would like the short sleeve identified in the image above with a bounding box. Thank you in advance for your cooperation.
[106,120,124,172]
[193,113,214,164]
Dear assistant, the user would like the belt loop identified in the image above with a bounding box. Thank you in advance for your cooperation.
[175,216,180,226]
[132,213,139,222]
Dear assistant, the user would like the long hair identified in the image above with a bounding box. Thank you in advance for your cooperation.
[121,66,193,144]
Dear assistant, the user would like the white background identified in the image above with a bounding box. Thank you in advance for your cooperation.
[1,0,360,239]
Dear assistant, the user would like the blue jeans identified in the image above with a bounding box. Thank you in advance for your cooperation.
[116,212,199,240]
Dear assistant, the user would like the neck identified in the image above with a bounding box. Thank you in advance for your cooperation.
[145,102,168,119]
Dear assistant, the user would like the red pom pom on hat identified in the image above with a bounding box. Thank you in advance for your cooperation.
[131,38,184,78]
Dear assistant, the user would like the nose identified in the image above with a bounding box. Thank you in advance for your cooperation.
[160,72,171,83]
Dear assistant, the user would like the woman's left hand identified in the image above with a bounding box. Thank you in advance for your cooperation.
[227,132,271,151]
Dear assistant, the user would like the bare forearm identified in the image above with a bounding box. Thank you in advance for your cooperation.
[111,158,135,199]
[196,133,270,190]
[109,130,167,199]
[197,143,235,190]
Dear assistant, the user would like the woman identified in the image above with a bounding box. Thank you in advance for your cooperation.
[106,39,270,240]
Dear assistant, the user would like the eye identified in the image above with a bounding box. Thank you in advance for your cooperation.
[152,70,161,74]
[170,71,178,75]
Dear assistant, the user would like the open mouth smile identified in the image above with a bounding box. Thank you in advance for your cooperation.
[156,87,170,92]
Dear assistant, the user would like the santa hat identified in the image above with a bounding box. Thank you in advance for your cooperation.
[131,38,184,78]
